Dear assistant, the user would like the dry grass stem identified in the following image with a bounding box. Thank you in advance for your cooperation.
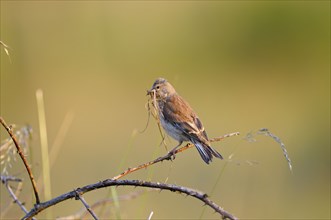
[257,128,293,172]
[36,89,53,207]
[244,128,292,172]
[1,125,32,175]
[147,90,167,150]
[36,111,75,190]
[139,102,152,133]
[148,211,154,220]
[0,40,11,62]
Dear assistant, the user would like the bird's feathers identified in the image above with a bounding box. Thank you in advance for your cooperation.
[161,94,223,163]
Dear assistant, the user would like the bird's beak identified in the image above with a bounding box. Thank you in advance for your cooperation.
[146,89,154,96]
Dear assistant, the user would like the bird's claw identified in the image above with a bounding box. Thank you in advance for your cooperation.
[168,150,176,161]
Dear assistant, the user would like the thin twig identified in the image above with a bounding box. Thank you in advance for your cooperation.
[74,190,99,220]
[0,175,22,183]
[0,175,37,220]
[112,132,240,180]
[210,132,240,142]
[2,177,28,214]
[57,190,146,220]
[23,179,237,220]
[0,175,23,217]
[0,117,40,204]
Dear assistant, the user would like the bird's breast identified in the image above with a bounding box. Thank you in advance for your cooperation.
[159,113,189,142]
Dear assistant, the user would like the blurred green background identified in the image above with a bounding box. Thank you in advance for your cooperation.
[1,1,330,219]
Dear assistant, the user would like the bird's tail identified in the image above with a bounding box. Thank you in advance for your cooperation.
[192,140,223,164]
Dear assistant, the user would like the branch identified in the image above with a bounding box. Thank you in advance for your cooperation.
[0,117,40,204]
[74,190,99,220]
[0,175,37,220]
[1,176,25,214]
[112,132,240,180]
[23,179,237,220]
[58,190,146,220]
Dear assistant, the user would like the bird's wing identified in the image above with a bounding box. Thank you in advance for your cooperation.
[163,95,209,144]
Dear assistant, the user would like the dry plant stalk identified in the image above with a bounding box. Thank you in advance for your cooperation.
[147,89,167,148]
[245,128,293,172]
[257,128,293,172]
[0,40,11,62]
[0,125,32,175]
[0,117,40,204]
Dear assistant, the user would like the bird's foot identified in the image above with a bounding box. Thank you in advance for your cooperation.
[167,149,177,161]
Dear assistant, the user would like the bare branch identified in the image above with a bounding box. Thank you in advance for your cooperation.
[58,190,146,220]
[0,175,36,220]
[112,132,240,180]
[0,175,22,183]
[0,117,40,204]
[74,190,99,220]
[23,179,237,220]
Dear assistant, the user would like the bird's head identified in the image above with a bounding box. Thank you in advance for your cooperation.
[147,78,176,99]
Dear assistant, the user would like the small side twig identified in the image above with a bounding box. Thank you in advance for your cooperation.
[210,132,240,142]
[112,132,240,180]
[0,117,40,204]
[23,179,237,220]
[3,179,27,213]
[0,175,36,220]
[58,190,146,220]
[74,190,99,220]
[0,175,22,183]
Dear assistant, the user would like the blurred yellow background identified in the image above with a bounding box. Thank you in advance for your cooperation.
[1,1,329,219]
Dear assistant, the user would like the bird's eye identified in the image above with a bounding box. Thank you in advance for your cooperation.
[156,85,160,90]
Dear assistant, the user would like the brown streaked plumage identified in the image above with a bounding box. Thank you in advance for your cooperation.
[147,78,223,164]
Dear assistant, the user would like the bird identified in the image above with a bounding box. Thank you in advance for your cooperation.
[147,77,223,164]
